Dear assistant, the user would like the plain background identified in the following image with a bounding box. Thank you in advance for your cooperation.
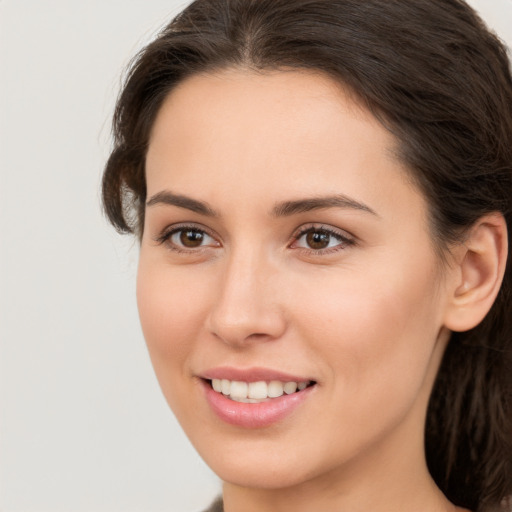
[0,1,511,511]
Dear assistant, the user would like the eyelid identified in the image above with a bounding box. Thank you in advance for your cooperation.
[154,223,221,250]
[289,223,356,253]
[153,222,355,255]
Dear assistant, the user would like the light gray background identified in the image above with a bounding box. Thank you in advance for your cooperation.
[0,1,511,511]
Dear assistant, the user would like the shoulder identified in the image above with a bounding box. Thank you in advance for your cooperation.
[201,496,223,512]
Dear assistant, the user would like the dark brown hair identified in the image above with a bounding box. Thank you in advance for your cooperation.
[102,1,512,510]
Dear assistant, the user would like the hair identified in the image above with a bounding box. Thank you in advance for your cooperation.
[102,1,512,510]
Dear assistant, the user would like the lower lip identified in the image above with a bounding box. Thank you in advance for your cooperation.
[201,380,315,428]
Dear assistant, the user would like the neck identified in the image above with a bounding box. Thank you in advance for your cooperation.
[222,451,461,512]
[222,403,464,512]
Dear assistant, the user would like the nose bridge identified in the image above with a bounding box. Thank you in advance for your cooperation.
[207,241,285,345]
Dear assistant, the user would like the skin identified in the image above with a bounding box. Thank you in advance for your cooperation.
[138,69,474,512]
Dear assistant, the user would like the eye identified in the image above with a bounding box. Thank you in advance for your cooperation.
[291,225,354,253]
[157,225,219,251]
[171,229,211,248]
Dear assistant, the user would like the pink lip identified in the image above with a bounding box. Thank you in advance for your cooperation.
[199,368,316,428]
[200,366,313,383]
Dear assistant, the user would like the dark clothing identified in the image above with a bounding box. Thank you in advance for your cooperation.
[202,496,223,512]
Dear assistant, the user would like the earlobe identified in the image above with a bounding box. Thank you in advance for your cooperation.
[444,213,508,332]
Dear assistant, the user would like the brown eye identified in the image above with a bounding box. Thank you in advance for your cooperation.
[165,227,218,250]
[179,229,205,248]
[292,226,353,253]
[305,230,331,250]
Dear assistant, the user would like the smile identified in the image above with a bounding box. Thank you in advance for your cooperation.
[200,371,317,428]
[210,379,313,403]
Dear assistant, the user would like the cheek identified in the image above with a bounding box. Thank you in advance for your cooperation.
[290,254,443,394]
[286,263,443,459]
[136,257,211,374]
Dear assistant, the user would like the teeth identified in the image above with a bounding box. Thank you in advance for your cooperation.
[248,381,267,399]
[230,380,248,398]
[221,379,231,395]
[210,378,311,401]
[268,380,284,398]
[230,396,267,403]
[284,382,297,394]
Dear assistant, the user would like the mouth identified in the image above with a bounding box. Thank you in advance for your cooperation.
[207,378,316,403]
[199,372,317,428]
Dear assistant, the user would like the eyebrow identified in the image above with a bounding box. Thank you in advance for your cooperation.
[272,194,378,217]
[146,191,218,217]
[146,190,378,218]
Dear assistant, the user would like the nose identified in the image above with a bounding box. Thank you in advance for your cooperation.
[206,246,287,347]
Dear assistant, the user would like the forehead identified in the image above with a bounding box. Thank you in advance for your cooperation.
[149,68,381,148]
[145,68,422,221]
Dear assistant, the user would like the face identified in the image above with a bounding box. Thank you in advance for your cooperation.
[138,69,453,491]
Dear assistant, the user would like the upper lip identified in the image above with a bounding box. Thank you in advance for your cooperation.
[199,366,315,383]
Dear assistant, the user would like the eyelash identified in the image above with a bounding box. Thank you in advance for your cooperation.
[290,224,356,255]
[155,223,356,255]
[155,224,218,253]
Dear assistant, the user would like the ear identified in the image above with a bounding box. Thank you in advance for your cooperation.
[443,213,508,332]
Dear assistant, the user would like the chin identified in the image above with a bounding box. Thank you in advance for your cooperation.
[188,427,345,492]
[205,454,314,490]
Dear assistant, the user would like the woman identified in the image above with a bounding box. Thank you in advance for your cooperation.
[102,1,512,511]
